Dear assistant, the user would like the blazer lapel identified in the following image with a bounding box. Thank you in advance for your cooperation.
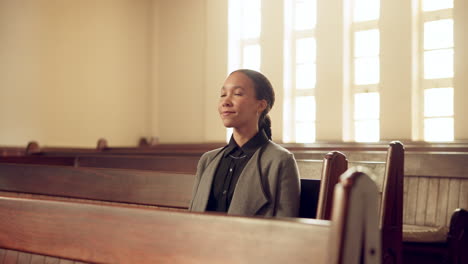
[228,148,269,215]
[190,149,224,212]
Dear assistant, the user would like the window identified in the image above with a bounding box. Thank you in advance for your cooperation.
[227,0,262,141]
[228,0,262,73]
[283,0,317,143]
[350,0,381,142]
[420,0,454,141]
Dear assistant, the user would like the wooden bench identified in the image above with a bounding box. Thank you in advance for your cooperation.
[0,163,194,210]
[402,152,468,263]
[0,168,381,264]
[3,142,466,263]
[313,141,404,264]
[0,154,199,174]
[0,162,323,221]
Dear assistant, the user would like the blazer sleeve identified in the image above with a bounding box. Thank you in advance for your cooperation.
[275,153,301,217]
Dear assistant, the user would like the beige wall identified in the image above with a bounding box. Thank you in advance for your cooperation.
[0,0,151,147]
[158,0,210,143]
[0,0,46,145]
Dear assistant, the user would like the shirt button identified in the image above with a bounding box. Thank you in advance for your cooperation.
[229,168,233,172]
[223,190,227,195]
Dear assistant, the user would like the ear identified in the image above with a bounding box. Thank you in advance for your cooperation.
[257,99,267,113]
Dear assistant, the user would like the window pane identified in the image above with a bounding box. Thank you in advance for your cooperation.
[355,120,380,142]
[296,122,316,143]
[243,45,261,71]
[295,0,317,30]
[296,37,316,64]
[354,57,380,85]
[424,117,454,141]
[424,19,453,50]
[423,0,453,12]
[354,92,380,120]
[353,0,380,22]
[424,88,453,117]
[295,96,316,122]
[241,0,261,39]
[296,63,316,89]
[355,29,380,57]
[424,49,453,79]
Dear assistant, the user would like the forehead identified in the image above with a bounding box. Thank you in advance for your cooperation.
[222,72,255,91]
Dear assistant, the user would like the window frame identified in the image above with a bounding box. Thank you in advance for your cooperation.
[283,0,317,143]
[418,4,454,141]
[349,8,381,142]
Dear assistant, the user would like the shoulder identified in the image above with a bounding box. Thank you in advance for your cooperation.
[261,141,295,161]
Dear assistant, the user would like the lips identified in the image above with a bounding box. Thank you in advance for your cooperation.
[221,111,236,117]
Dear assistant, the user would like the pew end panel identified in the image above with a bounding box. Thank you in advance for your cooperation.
[316,151,348,220]
[328,167,382,264]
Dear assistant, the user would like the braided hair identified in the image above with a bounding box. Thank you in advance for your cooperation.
[231,69,275,140]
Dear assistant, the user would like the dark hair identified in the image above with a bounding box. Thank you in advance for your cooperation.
[231,69,275,140]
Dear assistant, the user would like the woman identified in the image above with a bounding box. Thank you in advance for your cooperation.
[189,69,300,217]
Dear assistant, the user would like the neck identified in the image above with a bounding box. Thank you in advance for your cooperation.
[233,126,259,147]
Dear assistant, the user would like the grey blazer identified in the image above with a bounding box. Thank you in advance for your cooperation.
[189,141,300,217]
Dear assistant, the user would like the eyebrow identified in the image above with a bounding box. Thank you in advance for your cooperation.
[221,86,245,91]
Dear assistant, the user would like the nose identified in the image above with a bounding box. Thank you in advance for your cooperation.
[221,95,233,107]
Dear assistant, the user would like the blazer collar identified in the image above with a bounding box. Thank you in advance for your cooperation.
[228,144,269,216]
[190,147,225,212]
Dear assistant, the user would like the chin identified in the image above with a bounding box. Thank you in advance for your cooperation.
[221,119,236,128]
[222,122,235,128]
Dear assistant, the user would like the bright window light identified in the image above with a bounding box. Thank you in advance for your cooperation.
[422,0,453,12]
[353,0,380,22]
[296,63,316,89]
[243,44,261,71]
[296,38,316,64]
[354,57,380,85]
[354,92,380,120]
[355,120,380,142]
[424,19,453,50]
[295,96,316,122]
[424,88,453,117]
[294,0,317,30]
[296,122,316,143]
[424,118,454,141]
[354,30,380,57]
[241,0,261,39]
[424,49,453,79]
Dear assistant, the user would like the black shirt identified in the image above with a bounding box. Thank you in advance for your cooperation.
[206,130,269,212]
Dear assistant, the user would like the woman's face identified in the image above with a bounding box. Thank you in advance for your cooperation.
[218,72,267,130]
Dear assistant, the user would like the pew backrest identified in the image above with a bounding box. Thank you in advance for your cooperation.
[0,163,194,209]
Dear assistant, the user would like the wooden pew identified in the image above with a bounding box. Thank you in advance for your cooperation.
[2,142,465,263]
[402,152,468,264]
[316,151,348,219]
[0,163,194,210]
[0,154,199,174]
[0,162,323,220]
[0,168,381,264]
[289,146,468,264]
[315,141,404,264]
